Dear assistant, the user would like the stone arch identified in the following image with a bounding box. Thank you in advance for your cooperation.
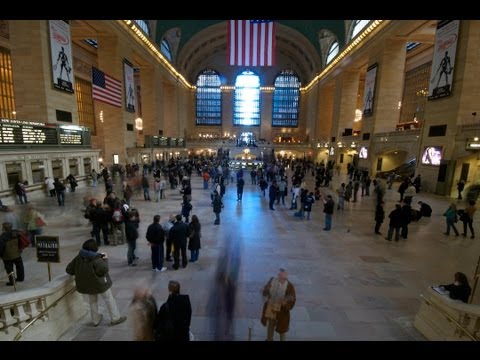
[318,29,339,67]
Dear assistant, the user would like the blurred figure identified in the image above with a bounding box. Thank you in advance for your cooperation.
[461,200,476,239]
[443,203,460,237]
[209,237,241,340]
[23,205,46,247]
[130,286,157,341]
[0,222,25,286]
[188,215,201,262]
[45,177,56,197]
[261,268,296,341]
[440,272,472,303]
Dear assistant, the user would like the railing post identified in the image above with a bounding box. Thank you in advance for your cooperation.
[470,255,480,304]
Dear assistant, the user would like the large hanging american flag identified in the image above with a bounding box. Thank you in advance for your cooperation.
[228,20,276,66]
[91,67,122,108]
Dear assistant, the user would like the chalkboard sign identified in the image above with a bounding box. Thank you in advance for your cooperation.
[36,236,60,263]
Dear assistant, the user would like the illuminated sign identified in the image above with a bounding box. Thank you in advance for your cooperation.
[466,141,480,150]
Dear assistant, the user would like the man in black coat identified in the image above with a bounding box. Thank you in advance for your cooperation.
[386,204,403,242]
[155,280,192,342]
[169,215,189,270]
[146,215,166,272]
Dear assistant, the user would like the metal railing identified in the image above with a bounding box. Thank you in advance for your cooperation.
[420,294,478,341]
[13,286,77,341]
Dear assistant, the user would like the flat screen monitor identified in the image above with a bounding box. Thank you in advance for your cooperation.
[421,146,442,166]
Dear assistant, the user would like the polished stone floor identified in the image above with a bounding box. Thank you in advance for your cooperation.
[2,170,479,341]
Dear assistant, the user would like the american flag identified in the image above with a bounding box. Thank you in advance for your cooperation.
[228,20,276,66]
[91,67,122,108]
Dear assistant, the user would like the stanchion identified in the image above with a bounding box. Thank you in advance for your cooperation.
[47,263,52,282]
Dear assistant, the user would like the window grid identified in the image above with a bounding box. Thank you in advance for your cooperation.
[74,77,96,135]
[272,70,300,127]
[233,70,261,126]
[399,62,432,125]
[196,69,222,125]
[134,20,150,36]
[0,46,16,119]
[160,39,172,61]
[326,41,339,64]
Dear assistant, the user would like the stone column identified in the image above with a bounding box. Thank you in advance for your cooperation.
[368,39,407,133]
[316,82,335,142]
[332,70,361,138]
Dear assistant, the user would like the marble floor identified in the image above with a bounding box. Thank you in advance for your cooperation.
[2,170,479,341]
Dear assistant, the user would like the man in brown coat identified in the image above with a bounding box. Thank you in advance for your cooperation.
[261,268,296,341]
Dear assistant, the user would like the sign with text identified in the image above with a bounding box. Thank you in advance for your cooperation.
[36,236,60,263]
[49,20,74,93]
[124,59,135,112]
[362,63,378,117]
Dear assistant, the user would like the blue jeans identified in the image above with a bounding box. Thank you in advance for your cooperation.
[325,214,332,230]
[446,218,459,236]
[143,187,150,200]
[18,193,28,204]
[190,249,199,261]
[56,191,65,206]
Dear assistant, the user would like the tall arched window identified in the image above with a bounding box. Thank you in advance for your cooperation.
[351,20,370,40]
[160,39,172,62]
[326,41,339,64]
[272,70,300,127]
[196,69,222,125]
[134,20,150,36]
[233,70,260,126]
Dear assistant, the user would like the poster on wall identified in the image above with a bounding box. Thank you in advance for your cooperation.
[49,20,74,93]
[124,59,135,112]
[362,63,378,117]
[428,20,460,100]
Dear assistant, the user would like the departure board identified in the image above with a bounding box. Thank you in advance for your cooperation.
[0,119,87,147]
[59,128,83,145]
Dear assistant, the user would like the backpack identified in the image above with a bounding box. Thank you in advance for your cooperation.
[154,302,174,342]
[112,208,124,223]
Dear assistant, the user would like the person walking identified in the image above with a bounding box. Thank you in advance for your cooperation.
[457,179,465,200]
[53,178,66,206]
[125,211,139,267]
[130,287,157,341]
[261,268,296,341]
[0,222,25,286]
[461,200,476,239]
[443,203,460,237]
[66,239,127,327]
[237,177,245,201]
[146,215,167,272]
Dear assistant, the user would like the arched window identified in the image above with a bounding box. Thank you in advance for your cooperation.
[160,39,172,62]
[233,70,261,126]
[272,70,300,127]
[134,20,150,36]
[196,69,222,125]
[351,20,370,39]
[326,41,339,64]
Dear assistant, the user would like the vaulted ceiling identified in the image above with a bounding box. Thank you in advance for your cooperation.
[155,20,347,85]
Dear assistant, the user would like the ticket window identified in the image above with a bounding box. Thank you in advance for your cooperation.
[69,159,79,176]
[31,161,45,184]
[6,163,23,188]
[83,158,92,174]
[52,160,63,179]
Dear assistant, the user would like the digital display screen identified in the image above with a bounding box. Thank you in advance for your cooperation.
[359,146,368,159]
[421,146,443,166]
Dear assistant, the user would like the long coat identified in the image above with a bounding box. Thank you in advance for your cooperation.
[260,277,296,333]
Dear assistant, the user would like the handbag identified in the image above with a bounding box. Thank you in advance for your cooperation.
[18,231,31,250]
[36,216,47,227]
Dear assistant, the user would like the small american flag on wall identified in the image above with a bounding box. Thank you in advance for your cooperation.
[228,20,276,66]
[91,67,122,108]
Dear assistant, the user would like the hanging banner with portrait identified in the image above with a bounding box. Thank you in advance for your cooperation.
[428,20,460,100]
[362,63,378,117]
[123,59,135,112]
[49,20,74,93]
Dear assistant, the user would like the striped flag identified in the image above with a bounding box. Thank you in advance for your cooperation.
[91,67,122,108]
[228,20,276,66]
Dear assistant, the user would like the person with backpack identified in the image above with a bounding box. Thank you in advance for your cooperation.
[0,222,25,286]
[154,280,192,342]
